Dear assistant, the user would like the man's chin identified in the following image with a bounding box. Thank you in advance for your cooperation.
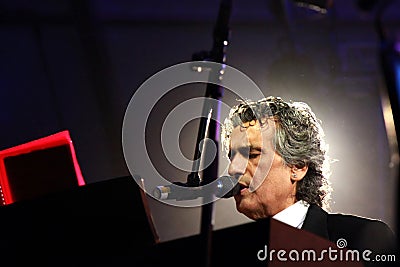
[235,196,252,216]
[233,194,241,202]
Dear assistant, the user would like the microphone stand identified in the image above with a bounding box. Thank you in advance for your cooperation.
[187,1,232,267]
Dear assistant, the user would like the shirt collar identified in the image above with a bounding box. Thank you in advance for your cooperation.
[272,200,310,229]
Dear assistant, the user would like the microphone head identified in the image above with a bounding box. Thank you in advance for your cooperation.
[216,175,240,198]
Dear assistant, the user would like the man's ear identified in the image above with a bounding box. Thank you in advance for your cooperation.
[290,165,308,182]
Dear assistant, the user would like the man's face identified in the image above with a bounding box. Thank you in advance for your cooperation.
[228,120,298,220]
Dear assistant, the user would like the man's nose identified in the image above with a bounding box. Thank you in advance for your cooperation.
[228,154,247,177]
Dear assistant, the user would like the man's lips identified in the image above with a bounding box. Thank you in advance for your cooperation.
[238,182,249,193]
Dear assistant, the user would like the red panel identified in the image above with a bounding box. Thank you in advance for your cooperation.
[0,130,85,205]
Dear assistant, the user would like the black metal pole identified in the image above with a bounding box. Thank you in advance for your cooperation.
[188,1,232,267]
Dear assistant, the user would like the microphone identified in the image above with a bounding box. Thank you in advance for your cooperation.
[153,175,240,201]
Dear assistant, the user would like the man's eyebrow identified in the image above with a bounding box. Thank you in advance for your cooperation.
[231,145,262,152]
[228,145,262,157]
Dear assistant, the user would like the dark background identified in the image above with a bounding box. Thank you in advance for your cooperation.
[0,0,399,243]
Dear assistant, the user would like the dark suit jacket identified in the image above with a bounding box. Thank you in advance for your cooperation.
[301,204,399,267]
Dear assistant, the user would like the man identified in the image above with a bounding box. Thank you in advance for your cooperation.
[221,96,398,266]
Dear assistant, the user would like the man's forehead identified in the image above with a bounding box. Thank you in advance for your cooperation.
[230,124,264,148]
[229,119,275,147]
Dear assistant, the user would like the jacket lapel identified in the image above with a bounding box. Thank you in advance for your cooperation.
[301,204,330,240]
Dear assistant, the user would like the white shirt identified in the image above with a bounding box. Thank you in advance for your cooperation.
[272,200,310,229]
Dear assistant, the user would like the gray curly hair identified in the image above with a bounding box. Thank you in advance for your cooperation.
[221,96,332,209]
